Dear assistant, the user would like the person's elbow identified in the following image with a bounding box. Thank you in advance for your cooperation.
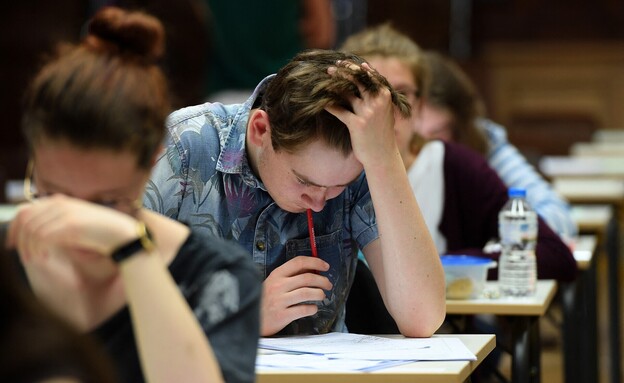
[544,251,578,283]
[536,241,578,282]
[395,299,446,338]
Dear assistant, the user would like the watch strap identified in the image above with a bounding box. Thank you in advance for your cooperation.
[111,221,154,263]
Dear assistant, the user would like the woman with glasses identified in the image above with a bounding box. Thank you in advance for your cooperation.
[6,6,260,383]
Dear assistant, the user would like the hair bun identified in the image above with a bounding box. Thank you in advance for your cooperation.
[86,6,165,62]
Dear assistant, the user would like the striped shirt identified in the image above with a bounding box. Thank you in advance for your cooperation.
[479,118,578,239]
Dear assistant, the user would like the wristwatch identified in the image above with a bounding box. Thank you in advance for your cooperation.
[111,221,155,263]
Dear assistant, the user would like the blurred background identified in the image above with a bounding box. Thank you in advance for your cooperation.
[2,0,624,199]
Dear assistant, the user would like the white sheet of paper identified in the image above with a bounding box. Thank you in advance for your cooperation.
[259,333,476,361]
[256,353,412,372]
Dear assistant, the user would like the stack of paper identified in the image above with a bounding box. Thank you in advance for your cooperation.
[257,332,476,372]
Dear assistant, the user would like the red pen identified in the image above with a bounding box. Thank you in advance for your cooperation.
[306,208,318,258]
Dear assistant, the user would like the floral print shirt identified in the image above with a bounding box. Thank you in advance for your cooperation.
[144,75,379,334]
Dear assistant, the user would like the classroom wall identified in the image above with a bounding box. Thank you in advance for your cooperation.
[0,1,210,203]
[367,0,624,163]
[3,1,624,202]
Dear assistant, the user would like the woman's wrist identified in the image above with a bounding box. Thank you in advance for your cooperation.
[111,220,154,263]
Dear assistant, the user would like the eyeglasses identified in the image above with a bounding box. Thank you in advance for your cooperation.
[23,159,142,214]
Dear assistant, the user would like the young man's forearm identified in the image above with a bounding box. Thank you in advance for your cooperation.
[363,150,446,337]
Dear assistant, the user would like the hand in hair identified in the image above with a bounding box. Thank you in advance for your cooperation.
[325,61,406,168]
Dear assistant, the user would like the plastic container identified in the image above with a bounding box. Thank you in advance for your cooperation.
[441,255,497,299]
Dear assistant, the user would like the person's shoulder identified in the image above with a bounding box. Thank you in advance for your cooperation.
[477,118,508,145]
[420,140,445,157]
[438,142,508,212]
[442,140,489,167]
[165,102,242,159]
[167,102,236,127]
[441,140,504,183]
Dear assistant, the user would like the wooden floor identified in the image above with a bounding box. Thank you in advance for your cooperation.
[493,249,624,383]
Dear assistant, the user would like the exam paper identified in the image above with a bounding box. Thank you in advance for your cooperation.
[259,333,476,361]
[256,353,412,372]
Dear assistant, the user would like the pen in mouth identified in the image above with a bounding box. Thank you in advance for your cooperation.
[306,208,318,258]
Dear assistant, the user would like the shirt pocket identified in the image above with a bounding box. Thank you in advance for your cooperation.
[282,230,355,335]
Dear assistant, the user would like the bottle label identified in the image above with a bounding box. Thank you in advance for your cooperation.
[498,213,538,249]
[498,249,537,297]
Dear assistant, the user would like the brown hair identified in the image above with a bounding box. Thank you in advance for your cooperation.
[261,49,411,156]
[423,51,489,155]
[340,23,427,101]
[0,226,116,382]
[22,6,170,169]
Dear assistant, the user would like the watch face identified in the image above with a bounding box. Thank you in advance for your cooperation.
[138,222,155,252]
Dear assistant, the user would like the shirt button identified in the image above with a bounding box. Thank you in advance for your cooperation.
[256,241,265,251]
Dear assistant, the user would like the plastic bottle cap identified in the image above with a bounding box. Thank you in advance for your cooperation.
[508,187,526,198]
[440,255,497,268]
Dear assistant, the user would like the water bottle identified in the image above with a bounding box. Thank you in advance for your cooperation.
[498,188,538,297]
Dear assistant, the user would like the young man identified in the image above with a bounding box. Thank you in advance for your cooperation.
[145,50,446,337]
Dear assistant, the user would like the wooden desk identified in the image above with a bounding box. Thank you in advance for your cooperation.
[446,280,556,383]
[573,234,598,270]
[539,156,624,178]
[256,334,496,383]
[572,203,622,383]
[571,204,614,233]
[571,142,624,157]
[446,280,556,316]
[553,178,624,205]
[545,158,624,383]
[592,129,624,143]
[551,177,623,383]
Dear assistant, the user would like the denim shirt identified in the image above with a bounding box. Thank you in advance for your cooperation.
[144,75,379,334]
